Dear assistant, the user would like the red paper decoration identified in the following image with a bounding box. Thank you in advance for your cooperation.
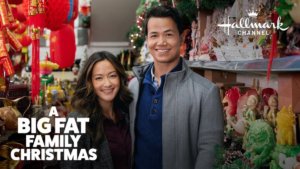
[50,24,76,68]
[23,0,70,30]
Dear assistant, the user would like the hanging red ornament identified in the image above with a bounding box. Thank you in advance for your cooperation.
[8,21,18,31]
[6,29,23,52]
[0,31,15,76]
[11,4,27,22]
[50,24,76,68]
[28,0,46,103]
[13,22,27,34]
[17,34,31,47]
[267,11,279,82]
[45,0,70,31]
[22,0,29,18]
[65,0,78,24]
[0,0,10,27]
[29,0,46,28]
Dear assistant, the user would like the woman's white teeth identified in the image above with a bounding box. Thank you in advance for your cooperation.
[157,49,168,52]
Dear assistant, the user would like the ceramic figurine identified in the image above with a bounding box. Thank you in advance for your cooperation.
[276,106,296,146]
[263,94,278,127]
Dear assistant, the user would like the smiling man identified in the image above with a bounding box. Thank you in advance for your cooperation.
[129,5,224,169]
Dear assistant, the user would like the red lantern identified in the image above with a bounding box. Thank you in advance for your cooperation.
[22,0,29,18]
[14,22,27,34]
[18,35,32,47]
[45,0,70,31]
[23,0,69,30]
[50,24,76,68]
[11,5,27,22]
[65,0,78,24]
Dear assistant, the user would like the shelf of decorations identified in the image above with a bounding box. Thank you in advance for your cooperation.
[188,55,300,72]
[217,85,300,169]
[182,0,300,168]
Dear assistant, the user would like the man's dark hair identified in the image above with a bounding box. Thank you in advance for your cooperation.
[144,5,183,36]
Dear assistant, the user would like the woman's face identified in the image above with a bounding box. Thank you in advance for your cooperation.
[91,60,120,105]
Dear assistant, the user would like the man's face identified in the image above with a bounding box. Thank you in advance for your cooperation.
[146,17,182,65]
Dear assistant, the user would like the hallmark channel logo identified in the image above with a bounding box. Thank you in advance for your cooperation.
[217,9,289,36]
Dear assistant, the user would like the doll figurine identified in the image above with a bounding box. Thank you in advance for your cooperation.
[243,95,258,130]
[191,20,198,49]
[276,106,296,145]
[263,94,278,127]
[223,87,240,134]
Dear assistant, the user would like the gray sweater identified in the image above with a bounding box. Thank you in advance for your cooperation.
[129,60,224,169]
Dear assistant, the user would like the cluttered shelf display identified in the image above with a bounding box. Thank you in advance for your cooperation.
[128,0,300,167]
[170,0,300,168]
[188,55,300,72]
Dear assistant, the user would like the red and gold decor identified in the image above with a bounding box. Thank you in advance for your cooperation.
[11,4,27,22]
[27,0,45,103]
[50,24,76,69]
[0,0,26,79]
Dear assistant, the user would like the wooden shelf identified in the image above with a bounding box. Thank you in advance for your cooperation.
[188,55,300,73]
[188,56,300,113]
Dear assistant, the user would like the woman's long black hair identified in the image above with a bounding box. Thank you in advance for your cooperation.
[71,51,133,145]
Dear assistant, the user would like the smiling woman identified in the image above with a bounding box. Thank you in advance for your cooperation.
[60,51,133,169]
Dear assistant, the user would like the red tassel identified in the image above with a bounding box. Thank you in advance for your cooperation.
[31,38,40,103]
[29,0,45,103]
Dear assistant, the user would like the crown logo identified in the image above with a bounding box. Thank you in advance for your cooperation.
[247,9,258,18]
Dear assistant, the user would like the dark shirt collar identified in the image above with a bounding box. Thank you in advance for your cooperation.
[150,58,183,81]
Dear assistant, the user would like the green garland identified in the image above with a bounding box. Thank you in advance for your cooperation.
[276,0,294,28]
[127,24,145,49]
[176,0,197,22]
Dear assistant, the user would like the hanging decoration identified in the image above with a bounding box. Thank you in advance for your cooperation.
[28,0,45,103]
[0,0,26,79]
[50,24,76,69]
[11,4,27,22]
[44,0,70,31]
[267,11,279,82]
[65,0,78,25]
[23,0,70,31]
